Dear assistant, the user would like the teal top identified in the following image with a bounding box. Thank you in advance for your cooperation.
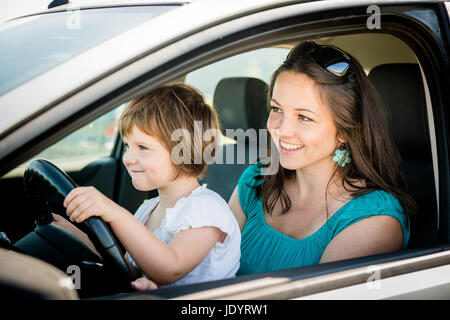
[237,163,410,276]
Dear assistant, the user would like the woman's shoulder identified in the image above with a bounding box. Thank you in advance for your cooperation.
[351,189,403,213]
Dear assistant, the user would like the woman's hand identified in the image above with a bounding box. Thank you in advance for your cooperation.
[131,277,159,291]
[64,186,126,224]
[51,213,101,258]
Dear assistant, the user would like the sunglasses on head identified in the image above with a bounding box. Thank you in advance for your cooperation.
[286,41,351,77]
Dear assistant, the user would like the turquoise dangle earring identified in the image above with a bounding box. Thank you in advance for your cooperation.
[332,143,351,167]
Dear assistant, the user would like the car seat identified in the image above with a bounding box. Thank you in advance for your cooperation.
[201,77,268,202]
[368,63,439,249]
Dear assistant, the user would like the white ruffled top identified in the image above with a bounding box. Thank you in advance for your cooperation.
[127,184,241,287]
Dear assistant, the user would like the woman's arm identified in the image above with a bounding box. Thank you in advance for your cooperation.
[228,185,247,232]
[319,215,403,263]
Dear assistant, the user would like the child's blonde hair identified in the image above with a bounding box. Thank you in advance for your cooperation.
[119,83,220,179]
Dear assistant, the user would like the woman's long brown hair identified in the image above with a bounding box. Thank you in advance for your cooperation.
[256,41,416,227]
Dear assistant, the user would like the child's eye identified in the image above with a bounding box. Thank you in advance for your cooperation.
[270,106,281,113]
[138,145,148,151]
[123,142,129,149]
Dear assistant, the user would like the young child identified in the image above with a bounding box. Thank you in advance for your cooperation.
[58,83,241,288]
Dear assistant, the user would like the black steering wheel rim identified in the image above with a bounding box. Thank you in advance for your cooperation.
[24,159,134,290]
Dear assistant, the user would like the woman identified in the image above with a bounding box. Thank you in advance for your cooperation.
[229,41,414,275]
[131,41,415,289]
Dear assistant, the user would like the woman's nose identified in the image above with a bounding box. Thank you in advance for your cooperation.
[277,116,296,138]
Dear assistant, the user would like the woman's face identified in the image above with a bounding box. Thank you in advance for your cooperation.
[267,71,341,172]
[122,125,177,191]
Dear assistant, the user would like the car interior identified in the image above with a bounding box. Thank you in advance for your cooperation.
[0,27,443,299]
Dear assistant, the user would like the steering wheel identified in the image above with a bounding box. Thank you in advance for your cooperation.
[23,159,134,290]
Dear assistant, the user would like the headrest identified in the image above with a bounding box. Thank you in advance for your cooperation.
[213,77,268,134]
[368,63,431,159]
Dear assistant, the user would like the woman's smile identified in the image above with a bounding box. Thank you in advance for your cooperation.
[279,140,304,153]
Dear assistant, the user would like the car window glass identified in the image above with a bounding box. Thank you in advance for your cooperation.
[3,106,125,178]
[0,6,176,96]
[185,47,289,106]
[185,47,289,146]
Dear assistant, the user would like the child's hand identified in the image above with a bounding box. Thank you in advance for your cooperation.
[64,186,125,224]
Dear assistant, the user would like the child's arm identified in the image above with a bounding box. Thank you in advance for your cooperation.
[65,186,225,285]
[115,221,224,285]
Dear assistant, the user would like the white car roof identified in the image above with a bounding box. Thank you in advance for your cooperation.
[47,0,195,11]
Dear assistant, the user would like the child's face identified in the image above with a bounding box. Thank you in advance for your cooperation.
[122,125,178,191]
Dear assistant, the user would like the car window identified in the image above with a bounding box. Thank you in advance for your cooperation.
[185,47,289,106]
[2,106,124,178]
[0,5,176,96]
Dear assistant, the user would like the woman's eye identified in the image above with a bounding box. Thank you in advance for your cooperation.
[298,115,311,122]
